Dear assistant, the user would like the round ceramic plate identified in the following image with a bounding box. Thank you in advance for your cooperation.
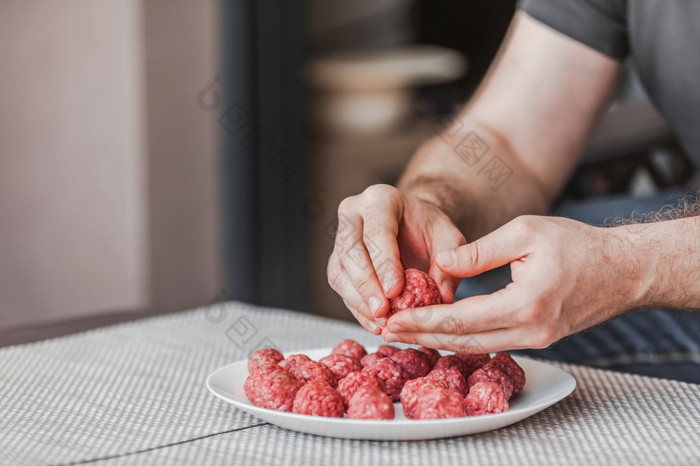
[206,347,576,441]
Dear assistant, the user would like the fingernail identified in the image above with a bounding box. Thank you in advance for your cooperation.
[384,333,398,343]
[368,296,381,314]
[389,323,404,332]
[375,317,387,327]
[436,250,455,267]
[367,321,379,333]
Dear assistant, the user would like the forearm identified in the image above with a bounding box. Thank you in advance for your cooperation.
[613,215,700,311]
[397,122,550,240]
[396,12,619,241]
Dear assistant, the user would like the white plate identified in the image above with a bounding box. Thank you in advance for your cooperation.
[206,347,576,441]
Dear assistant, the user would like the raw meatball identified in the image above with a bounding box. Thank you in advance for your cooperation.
[248,348,284,373]
[361,357,408,401]
[425,367,468,397]
[391,348,432,379]
[249,362,282,378]
[279,354,311,373]
[331,340,367,361]
[417,346,441,366]
[347,384,395,420]
[377,344,401,357]
[243,369,303,412]
[468,367,514,400]
[389,268,442,313]
[488,353,526,398]
[413,386,466,420]
[292,380,345,417]
[399,377,440,419]
[319,354,363,381]
[289,360,338,388]
[465,381,509,416]
[433,355,468,379]
[360,352,386,368]
[337,371,385,408]
[455,353,491,378]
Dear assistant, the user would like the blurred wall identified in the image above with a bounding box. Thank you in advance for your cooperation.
[0,0,222,330]
[144,0,223,312]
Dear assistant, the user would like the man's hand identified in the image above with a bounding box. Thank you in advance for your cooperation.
[382,215,642,353]
[327,184,466,335]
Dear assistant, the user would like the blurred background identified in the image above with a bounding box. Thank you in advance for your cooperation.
[0,0,695,332]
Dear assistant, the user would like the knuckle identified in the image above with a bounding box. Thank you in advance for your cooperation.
[512,215,539,236]
[521,297,545,325]
[363,223,385,241]
[337,196,355,215]
[464,242,481,270]
[362,184,395,202]
[326,266,342,291]
[354,275,376,295]
[335,238,353,256]
[531,327,556,349]
[439,315,465,335]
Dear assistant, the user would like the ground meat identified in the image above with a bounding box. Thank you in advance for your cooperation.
[331,340,367,361]
[488,353,526,398]
[337,371,386,408]
[389,268,442,313]
[291,380,345,417]
[346,384,395,420]
[413,386,466,420]
[279,354,311,373]
[361,357,408,401]
[417,346,441,366]
[455,353,491,378]
[248,348,284,373]
[399,377,441,419]
[433,355,468,379]
[390,348,432,379]
[288,360,338,388]
[468,367,514,400]
[376,344,401,357]
[319,354,363,381]
[243,369,303,412]
[465,381,509,416]
[360,352,386,368]
[425,367,468,397]
[249,362,282,378]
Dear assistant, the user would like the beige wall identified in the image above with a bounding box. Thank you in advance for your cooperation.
[144,0,223,312]
[0,0,222,330]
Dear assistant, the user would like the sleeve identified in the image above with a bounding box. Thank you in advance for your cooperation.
[518,0,629,60]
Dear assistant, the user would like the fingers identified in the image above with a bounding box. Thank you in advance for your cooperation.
[345,300,383,335]
[435,220,527,278]
[384,291,514,335]
[421,203,466,303]
[328,256,384,335]
[362,203,404,301]
[383,326,538,354]
[335,214,391,318]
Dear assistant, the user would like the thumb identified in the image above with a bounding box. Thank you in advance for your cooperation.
[435,223,526,277]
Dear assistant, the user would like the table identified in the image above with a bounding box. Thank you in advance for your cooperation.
[1,302,698,465]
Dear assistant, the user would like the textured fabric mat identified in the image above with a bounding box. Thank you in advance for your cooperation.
[0,302,698,465]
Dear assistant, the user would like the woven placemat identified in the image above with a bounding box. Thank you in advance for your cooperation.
[0,302,698,465]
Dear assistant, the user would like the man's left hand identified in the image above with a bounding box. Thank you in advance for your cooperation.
[382,215,641,353]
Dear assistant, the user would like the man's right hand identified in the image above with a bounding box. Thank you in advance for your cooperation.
[326,184,466,334]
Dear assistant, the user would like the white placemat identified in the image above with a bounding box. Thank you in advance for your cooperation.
[0,302,698,465]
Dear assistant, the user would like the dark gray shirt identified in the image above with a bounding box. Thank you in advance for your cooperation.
[519,0,700,166]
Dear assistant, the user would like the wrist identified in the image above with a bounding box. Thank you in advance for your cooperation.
[605,224,657,310]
